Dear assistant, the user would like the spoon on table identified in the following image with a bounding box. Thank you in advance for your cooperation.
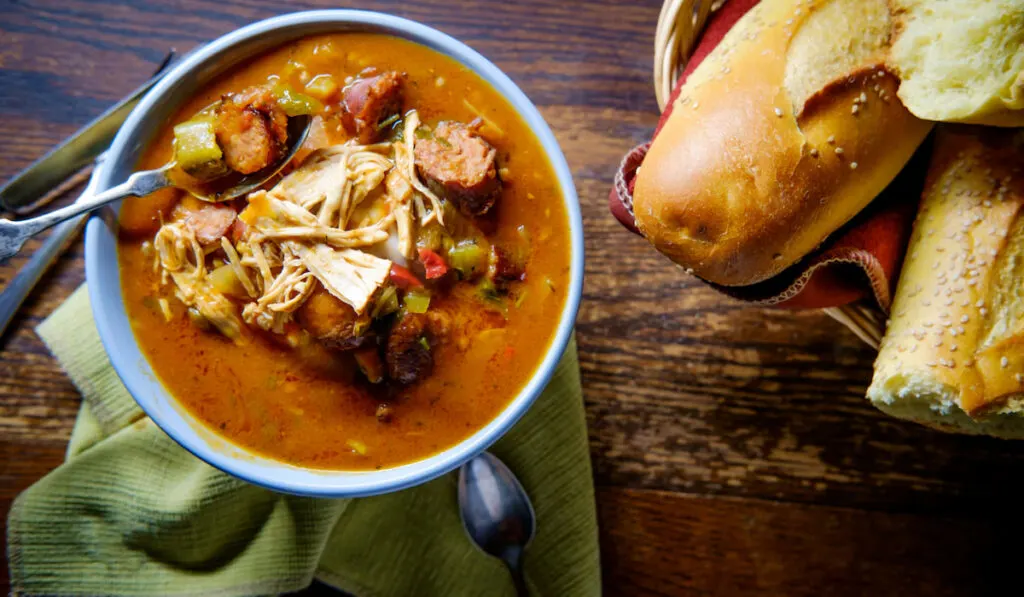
[0,114,311,262]
[458,452,536,597]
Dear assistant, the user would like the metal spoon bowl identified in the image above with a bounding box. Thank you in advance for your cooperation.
[458,452,536,597]
[0,114,310,262]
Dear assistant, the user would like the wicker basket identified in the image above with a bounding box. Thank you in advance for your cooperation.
[654,0,888,349]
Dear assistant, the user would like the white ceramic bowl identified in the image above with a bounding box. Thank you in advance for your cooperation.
[84,10,583,497]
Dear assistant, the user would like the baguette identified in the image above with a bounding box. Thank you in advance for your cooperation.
[867,126,1024,438]
[888,0,1024,127]
[632,0,932,286]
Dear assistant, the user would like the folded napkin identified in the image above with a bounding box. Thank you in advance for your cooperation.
[7,286,599,596]
[610,0,925,311]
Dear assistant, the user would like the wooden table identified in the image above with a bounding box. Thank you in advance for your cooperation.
[2,1,1021,594]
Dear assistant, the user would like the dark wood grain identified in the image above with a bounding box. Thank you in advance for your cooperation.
[2,0,1021,594]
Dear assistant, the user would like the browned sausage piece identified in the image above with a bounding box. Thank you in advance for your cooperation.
[342,72,405,144]
[488,245,525,284]
[385,312,433,385]
[173,198,237,245]
[414,121,501,216]
[297,287,372,351]
[214,85,289,174]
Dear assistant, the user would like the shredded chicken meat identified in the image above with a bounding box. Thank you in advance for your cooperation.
[152,109,442,340]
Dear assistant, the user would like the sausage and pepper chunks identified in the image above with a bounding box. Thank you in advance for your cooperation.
[342,71,405,144]
[385,312,434,385]
[414,121,501,217]
[214,86,289,175]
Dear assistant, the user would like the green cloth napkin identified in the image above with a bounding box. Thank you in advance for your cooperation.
[7,286,600,596]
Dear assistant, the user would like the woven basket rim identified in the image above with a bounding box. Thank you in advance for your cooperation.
[652,0,885,348]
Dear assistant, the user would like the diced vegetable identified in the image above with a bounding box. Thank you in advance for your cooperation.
[271,83,323,116]
[347,439,368,455]
[304,74,340,102]
[173,119,227,180]
[354,347,385,384]
[372,286,400,318]
[418,248,449,279]
[404,288,431,314]
[208,264,249,299]
[448,240,487,279]
[416,222,446,253]
[390,264,423,289]
[476,279,508,317]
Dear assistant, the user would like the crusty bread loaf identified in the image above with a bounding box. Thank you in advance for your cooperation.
[632,0,932,286]
[867,126,1024,438]
[888,0,1024,127]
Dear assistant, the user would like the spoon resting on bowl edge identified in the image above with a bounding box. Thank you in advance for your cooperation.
[0,114,310,263]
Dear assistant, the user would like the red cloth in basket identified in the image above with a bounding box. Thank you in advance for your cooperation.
[610,0,924,311]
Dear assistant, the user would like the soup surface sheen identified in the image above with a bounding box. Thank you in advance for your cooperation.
[118,33,570,470]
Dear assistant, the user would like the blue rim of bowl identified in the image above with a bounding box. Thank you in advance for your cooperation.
[85,9,584,497]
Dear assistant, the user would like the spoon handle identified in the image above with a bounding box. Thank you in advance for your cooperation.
[0,166,171,262]
[504,547,530,597]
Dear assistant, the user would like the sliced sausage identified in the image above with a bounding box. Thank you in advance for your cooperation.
[297,287,372,351]
[385,312,433,385]
[342,71,405,144]
[414,121,501,216]
[214,85,289,174]
[173,198,237,245]
[488,245,525,284]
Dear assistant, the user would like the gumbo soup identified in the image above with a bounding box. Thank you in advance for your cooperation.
[118,33,570,470]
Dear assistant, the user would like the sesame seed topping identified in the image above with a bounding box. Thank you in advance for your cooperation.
[859,92,867,103]
[827,135,836,144]
[1016,373,1023,383]
[835,147,845,156]
[1002,356,1010,369]
[960,316,969,325]
[810,148,819,158]
[926,362,937,368]
[774,107,783,117]
[980,307,988,316]
[950,344,958,352]
[692,101,699,110]
[851,105,860,115]
[850,162,858,170]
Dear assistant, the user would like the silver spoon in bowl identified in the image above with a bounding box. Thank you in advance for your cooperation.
[0,114,311,262]
[458,452,536,597]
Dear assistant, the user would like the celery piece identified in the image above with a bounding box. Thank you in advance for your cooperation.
[404,289,431,314]
[173,119,227,180]
[448,241,487,278]
[372,286,400,318]
[272,83,323,116]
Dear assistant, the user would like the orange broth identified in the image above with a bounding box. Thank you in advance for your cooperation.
[117,33,571,470]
